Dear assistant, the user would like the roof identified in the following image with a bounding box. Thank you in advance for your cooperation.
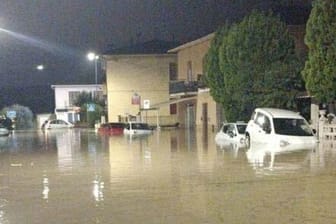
[51,84,102,89]
[256,108,303,119]
[168,33,215,53]
[104,39,180,55]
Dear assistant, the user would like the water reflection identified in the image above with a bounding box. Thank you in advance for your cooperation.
[43,129,81,171]
[0,199,8,224]
[246,141,315,174]
[92,175,104,203]
[0,129,335,223]
[0,137,9,151]
[42,174,49,200]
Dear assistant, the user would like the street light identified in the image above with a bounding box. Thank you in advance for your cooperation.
[36,64,44,71]
[87,52,99,86]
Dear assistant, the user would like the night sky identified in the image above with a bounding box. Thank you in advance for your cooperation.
[0,0,311,113]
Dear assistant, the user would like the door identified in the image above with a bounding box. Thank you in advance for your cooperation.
[253,112,271,143]
[186,104,195,128]
[202,103,208,130]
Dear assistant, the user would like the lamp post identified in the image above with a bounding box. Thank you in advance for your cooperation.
[87,52,99,86]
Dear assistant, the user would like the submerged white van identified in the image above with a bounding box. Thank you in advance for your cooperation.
[245,108,317,152]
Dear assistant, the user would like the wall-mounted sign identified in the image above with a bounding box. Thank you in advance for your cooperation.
[87,103,95,112]
[143,100,150,109]
[132,93,140,105]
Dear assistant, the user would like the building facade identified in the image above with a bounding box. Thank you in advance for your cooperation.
[168,33,220,130]
[51,84,103,123]
[102,26,307,131]
[103,40,179,127]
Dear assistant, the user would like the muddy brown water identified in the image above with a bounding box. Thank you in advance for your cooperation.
[0,129,335,223]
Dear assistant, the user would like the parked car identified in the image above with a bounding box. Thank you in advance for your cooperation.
[215,122,247,149]
[123,122,153,135]
[245,108,317,152]
[0,126,10,137]
[98,122,125,135]
[42,119,74,129]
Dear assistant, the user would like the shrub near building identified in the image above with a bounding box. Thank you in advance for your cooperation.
[1,104,34,129]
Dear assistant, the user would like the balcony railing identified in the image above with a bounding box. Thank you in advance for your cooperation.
[169,79,206,95]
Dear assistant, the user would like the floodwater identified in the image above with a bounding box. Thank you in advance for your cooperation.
[0,128,335,224]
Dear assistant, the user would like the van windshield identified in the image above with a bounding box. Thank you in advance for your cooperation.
[273,118,313,136]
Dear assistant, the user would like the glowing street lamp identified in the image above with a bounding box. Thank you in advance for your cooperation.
[36,64,44,71]
[87,52,99,85]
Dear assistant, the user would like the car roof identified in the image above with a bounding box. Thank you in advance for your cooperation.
[255,108,303,119]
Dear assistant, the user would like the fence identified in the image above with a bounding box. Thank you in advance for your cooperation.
[318,111,336,141]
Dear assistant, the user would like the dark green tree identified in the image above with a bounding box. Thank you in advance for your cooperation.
[204,25,230,107]
[206,11,303,121]
[302,0,336,103]
[73,91,105,127]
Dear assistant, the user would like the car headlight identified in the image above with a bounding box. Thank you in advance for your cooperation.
[280,140,290,147]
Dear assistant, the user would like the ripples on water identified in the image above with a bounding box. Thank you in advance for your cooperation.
[0,129,335,223]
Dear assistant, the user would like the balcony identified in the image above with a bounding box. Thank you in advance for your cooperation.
[169,79,206,95]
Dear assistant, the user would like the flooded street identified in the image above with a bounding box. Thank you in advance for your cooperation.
[0,129,335,223]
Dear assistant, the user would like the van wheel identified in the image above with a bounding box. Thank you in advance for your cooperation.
[245,134,251,149]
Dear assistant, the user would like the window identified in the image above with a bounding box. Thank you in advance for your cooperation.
[222,124,229,133]
[236,124,247,134]
[170,103,177,115]
[69,91,80,106]
[58,120,67,125]
[187,61,192,82]
[273,118,313,136]
[255,112,265,127]
[197,74,202,81]
[255,112,271,133]
[169,63,177,81]
[227,124,236,136]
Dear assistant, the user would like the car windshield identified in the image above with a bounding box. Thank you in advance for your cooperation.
[273,118,313,136]
[236,124,247,134]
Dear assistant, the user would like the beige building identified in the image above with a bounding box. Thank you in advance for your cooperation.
[168,33,221,131]
[103,40,179,127]
[103,26,307,130]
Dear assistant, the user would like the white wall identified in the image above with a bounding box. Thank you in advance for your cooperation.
[52,85,103,109]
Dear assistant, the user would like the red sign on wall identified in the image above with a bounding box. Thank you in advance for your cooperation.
[131,94,140,105]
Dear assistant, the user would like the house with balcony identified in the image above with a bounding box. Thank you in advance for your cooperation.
[51,84,103,123]
[168,24,308,131]
[168,33,221,130]
[103,40,179,127]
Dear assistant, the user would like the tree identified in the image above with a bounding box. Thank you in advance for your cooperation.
[1,104,34,129]
[73,91,105,127]
[205,11,303,121]
[73,91,105,108]
[302,0,336,104]
[204,25,230,107]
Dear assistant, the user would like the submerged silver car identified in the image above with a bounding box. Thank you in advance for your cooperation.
[215,122,247,149]
[42,119,74,129]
